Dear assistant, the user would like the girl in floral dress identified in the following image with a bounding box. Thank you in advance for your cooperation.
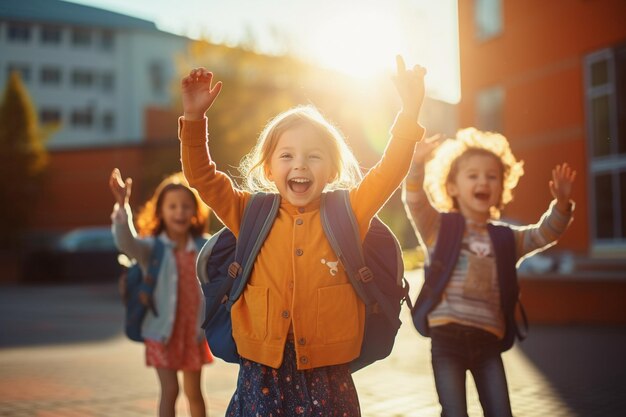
[110,169,213,417]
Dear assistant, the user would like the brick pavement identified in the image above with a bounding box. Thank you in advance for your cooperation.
[1,271,625,416]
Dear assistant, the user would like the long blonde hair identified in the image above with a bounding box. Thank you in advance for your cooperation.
[424,128,524,219]
[238,105,362,193]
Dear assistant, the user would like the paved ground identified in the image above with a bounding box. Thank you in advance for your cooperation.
[1,270,625,416]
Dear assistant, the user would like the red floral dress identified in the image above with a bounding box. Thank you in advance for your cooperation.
[145,249,213,370]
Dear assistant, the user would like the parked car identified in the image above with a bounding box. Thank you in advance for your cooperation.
[22,226,122,283]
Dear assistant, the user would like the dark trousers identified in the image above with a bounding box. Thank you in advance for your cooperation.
[430,323,513,417]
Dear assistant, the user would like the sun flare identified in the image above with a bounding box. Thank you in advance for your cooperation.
[303,9,408,79]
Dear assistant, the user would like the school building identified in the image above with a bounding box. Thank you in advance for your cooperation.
[0,0,193,235]
[457,0,626,323]
[0,1,457,237]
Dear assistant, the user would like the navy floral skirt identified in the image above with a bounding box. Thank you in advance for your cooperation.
[226,341,361,416]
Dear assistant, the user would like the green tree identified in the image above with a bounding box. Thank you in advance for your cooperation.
[0,72,49,250]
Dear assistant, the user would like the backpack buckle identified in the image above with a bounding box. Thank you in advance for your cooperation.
[357,267,374,283]
[228,262,242,279]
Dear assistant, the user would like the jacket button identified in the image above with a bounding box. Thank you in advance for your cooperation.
[300,356,309,364]
[281,310,290,319]
[298,207,305,213]
[295,249,303,256]
[297,337,306,345]
[288,281,294,289]
[295,218,303,225]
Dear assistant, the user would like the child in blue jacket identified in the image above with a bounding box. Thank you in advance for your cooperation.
[110,169,212,417]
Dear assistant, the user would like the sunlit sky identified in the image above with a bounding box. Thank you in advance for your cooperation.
[67,0,460,103]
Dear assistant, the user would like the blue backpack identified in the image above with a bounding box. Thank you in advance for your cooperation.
[411,212,528,351]
[120,237,206,342]
[196,189,412,372]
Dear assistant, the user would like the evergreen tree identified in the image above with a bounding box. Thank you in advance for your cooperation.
[0,72,49,250]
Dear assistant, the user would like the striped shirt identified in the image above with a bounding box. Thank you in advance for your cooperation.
[403,165,574,338]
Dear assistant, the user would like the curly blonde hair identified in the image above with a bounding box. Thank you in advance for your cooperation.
[424,128,524,219]
[238,105,362,192]
[136,172,210,237]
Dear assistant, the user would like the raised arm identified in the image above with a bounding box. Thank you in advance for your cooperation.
[109,168,151,264]
[514,163,576,260]
[181,68,222,121]
[402,134,445,247]
[393,54,426,122]
[179,68,249,234]
[550,163,577,213]
[350,56,426,228]
[109,167,131,208]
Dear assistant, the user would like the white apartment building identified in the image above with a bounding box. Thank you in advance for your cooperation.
[0,0,190,149]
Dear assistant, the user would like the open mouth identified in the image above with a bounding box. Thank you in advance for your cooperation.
[289,177,312,194]
[474,192,490,201]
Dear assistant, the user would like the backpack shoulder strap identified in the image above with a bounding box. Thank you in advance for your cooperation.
[139,237,166,316]
[488,222,529,341]
[148,238,166,277]
[320,189,400,327]
[425,212,465,287]
[224,192,280,310]
[412,212,464,336]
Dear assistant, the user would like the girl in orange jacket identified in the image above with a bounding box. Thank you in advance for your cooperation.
[179,56,426,416]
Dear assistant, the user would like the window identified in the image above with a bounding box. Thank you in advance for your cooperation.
[40,66,62,85]
[40,108,62,124]
[102,112,115,132]
[593,173,614,239]
[71,108,94,127]
[101,72,115,92]
[475,0,503,40]
[476,86,504,132]
[585,44,626,247]
[101,30,114,51]
[7,63,31,83]
[72,69,94,88]
[7,22,31,42]
[617,46,626,155]
[71,27,91,47]
[590,94,610,157]
[149,61,166,95]
[41,25,62,44]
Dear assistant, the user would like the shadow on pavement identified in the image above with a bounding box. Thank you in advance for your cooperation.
[0,283,125,348]
[517,324,626,416]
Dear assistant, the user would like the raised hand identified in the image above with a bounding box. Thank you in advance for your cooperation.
[413,133,445,165]
[549,163,576,210]
[181,68,223,120]
[392,55,427,120]
[109,168,132,207]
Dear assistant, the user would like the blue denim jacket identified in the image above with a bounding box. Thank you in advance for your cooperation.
[111,203,205,343]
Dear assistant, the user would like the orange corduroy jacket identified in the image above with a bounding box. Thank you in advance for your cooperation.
[179,114,423,369]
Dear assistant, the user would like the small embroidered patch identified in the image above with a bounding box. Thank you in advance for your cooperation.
[469,240,491,257]
[321,258,339,276]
